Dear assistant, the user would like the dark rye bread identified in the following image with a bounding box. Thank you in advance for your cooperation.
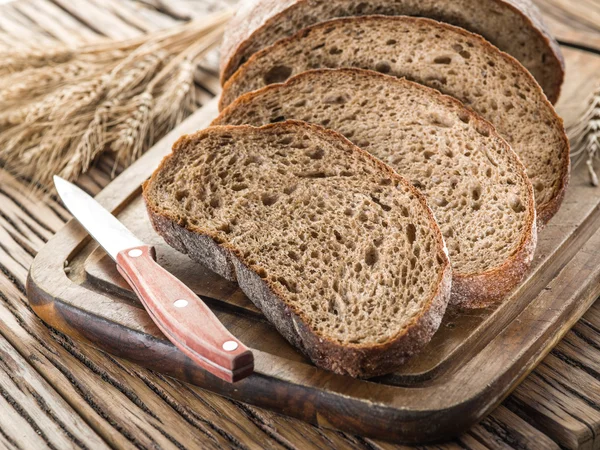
[143,122,452,377]
[219,0,565,103]
[220,16,570,227]
[214,68,537,308]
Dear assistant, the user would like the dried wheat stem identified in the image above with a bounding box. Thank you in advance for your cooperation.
[81,9,232,54]
[568,84,600,187]
[0,8,233,191]
[0,47,75,76]
[112,92,153,166]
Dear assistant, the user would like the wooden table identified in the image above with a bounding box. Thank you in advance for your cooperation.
[0,0,599,448]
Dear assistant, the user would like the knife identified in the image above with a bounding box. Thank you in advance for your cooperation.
[53,176,254,383]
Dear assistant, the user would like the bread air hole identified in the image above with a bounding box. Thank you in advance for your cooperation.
[375,61,391,74]
[306,147,325,159]
[244,155,262,165]
[263,65,292,84]
[261,193,279,206]
[510,196,526,213]
[283,184,297,195]
[217,223,232,234]
[406,223,416,244]
[430,112,454,128]
[434,197,449,207]
[434,56,452,64]
[413,245,421,258]
[365,246,379,266]
[458,112,470,124]
[370,195,392,212]
[277,276,298,294]
[476,126,490,137]
[425,75,447,86]
[323,94,347,104]
[174,189,188,201]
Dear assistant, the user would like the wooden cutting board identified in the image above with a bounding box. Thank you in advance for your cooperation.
[27,44,600,444]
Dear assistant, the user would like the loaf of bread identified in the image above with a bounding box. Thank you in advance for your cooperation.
[143,121,452,377]
[219,0,564,103]
[220,16,570,226]
[215,68,537,308]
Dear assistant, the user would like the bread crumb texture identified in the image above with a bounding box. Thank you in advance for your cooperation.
[221,16,569,224]
[220,0,564,102]
[217,69,535,280]
[144,123,450,348]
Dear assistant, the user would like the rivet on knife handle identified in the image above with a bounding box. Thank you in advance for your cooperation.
[115,245,254,383]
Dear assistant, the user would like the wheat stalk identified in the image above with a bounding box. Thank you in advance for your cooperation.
[568,84,600,187]
[0,61,101,108]
[0,9,232,190]
[0,47,75,76]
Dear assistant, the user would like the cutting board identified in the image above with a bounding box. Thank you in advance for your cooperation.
[27,45,600,444]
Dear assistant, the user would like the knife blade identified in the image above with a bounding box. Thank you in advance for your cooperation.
[54,176,253,383]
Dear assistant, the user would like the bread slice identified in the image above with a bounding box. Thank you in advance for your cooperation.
[214,68,537,308]
[143,121,452,377]
[220,16,570,226]
[220,0,564,103]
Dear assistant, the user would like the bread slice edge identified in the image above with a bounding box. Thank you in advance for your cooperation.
[218,0,565,103]
[215,68,538,308]
[142,121,453,377]
[219,15,570,229]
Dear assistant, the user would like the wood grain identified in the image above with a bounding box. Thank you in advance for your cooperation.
[0,0,599,448]
[26,44,600,445]
[115,244,254,382]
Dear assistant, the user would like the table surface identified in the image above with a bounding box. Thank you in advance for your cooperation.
[0,0,599,449]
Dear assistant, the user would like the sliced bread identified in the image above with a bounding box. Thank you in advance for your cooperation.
[143,121,452,377]
[220,0,564,103]
[220,16,570,226]
[215,68,537,308]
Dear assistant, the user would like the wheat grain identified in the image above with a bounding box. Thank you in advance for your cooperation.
[112,92,153,166]
[568,84,600,187]
[107,50,167,99]
[0,9,233,190]
[153,59,196,132]
[0,61,100,108]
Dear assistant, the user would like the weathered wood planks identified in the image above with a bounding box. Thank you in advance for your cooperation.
[0,0,599,448]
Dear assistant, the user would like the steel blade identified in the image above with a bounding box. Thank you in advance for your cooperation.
[54,176,145,260]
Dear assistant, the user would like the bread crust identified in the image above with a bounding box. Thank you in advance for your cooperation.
[220,15,570,228]
[500,0,565,103]
[219,0,564,102]
[143,121,452,378]
[215,68,538,308]
[451,199,537,309]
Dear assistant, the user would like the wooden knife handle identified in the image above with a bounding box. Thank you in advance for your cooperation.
[115,245,253,383]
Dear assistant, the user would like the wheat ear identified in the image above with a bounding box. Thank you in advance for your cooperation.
[568,84,600,187]
[0,9,233,190]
